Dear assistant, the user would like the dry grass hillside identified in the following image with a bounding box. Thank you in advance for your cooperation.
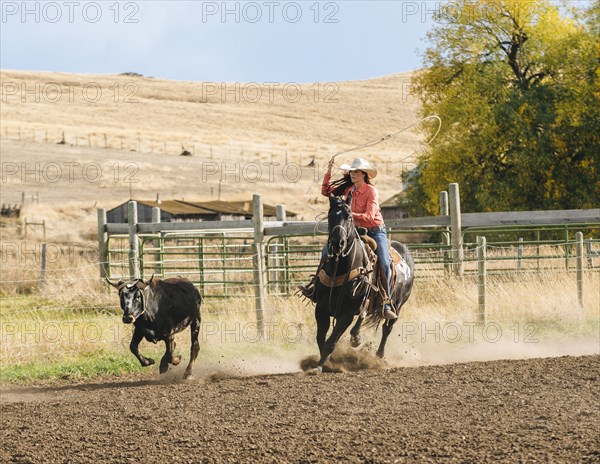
[1,69,423,241]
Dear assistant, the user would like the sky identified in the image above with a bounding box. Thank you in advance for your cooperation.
[1,1,437,82]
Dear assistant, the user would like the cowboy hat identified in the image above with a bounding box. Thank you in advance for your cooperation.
[339,157,378,179]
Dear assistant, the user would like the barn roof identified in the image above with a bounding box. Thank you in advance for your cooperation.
[135,200,216,215]
[380,193,405,208]
[108,199,297,217]
[182,200,298,217]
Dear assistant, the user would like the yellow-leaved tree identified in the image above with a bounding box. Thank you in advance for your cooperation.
[404,0,599,214]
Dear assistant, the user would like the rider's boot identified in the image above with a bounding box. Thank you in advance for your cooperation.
[381,300,398,320]
[297,275,318,302]
[297,255,328,303]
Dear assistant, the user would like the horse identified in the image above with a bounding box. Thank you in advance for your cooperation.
[311,195,414,372]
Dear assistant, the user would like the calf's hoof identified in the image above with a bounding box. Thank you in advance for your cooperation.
[171,355,182,366]
[141,358,155,367]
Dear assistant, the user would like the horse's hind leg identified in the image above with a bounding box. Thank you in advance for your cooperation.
[350,315,364,347]
[376,319,397,358]
[183,315,201,380]
[317,314,354,369]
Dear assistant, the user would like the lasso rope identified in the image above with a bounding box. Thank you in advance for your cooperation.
[329,115,442,163]
[306,115,443,217]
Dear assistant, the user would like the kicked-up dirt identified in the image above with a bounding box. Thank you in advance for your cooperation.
[1,355,599,463]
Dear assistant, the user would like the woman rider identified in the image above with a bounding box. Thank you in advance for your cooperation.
[300,157,397,320]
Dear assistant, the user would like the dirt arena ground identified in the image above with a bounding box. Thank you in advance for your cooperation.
[1,355,598,463]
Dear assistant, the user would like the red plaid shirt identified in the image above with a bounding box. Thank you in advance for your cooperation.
[321,173,384,229]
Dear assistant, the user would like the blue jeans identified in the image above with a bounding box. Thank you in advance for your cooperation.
[321,227,391,297]
[368,228,391,298]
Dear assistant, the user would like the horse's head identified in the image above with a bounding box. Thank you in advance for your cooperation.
[327,195,355,256]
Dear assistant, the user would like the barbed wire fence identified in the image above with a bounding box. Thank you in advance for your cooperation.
[1,124,415,176]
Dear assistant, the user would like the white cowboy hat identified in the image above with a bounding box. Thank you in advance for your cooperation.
[339,157,378,179]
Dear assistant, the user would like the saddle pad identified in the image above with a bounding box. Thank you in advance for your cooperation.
[389,246,401,265]
[360,235,377,252]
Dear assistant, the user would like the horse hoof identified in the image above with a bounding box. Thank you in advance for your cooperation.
[307,366,323,375]
[350,336,361,348]
[183,374,195,381]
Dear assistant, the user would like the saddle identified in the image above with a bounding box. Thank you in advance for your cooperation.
[308,231,409,317]
[357,229,408,317]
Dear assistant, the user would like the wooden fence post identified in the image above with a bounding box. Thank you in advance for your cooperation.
[449,183,463,276]
[576,231,584,307]
[97,208,108,278]
[276,205,286,222]
[128,200,140,280]
[253,194,266,339]
[40,243,47,290]
[439,190,450,273]
[15,245,20,294]
[477,236,487,322]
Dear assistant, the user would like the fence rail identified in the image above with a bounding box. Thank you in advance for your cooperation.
[97,186,600,338]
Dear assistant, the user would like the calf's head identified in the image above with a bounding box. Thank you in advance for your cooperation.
[106,275,154,324]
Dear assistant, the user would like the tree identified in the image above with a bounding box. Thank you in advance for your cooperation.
[405,0,599,214]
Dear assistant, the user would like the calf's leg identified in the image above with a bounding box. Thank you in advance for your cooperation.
[130,328,155,367]
[160,336,180,374]
[183,315,201,379]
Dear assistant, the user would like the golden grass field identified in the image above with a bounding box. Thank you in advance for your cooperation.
[1,69,425,242]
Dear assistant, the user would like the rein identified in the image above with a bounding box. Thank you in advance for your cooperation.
[323,221,366,319]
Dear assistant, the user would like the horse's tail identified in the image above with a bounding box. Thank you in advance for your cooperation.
[364,241,414,328]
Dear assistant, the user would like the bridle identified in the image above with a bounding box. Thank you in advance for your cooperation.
[327,224,357,259]
[326,207,361,317]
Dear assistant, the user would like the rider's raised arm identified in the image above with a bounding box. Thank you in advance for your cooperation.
[320,159,336,197]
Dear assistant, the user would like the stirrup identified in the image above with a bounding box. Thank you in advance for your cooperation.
[296,276,317,302]
[380,300,397,320]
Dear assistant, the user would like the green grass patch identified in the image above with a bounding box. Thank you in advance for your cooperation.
[0,350,145,385]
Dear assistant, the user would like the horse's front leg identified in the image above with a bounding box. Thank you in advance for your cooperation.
[316,313,354,370]
[350,315,364,347]
[315,305,331,356]
[376,318,397,358]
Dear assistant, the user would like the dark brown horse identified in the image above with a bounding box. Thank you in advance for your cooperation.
[312,196,414,372]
